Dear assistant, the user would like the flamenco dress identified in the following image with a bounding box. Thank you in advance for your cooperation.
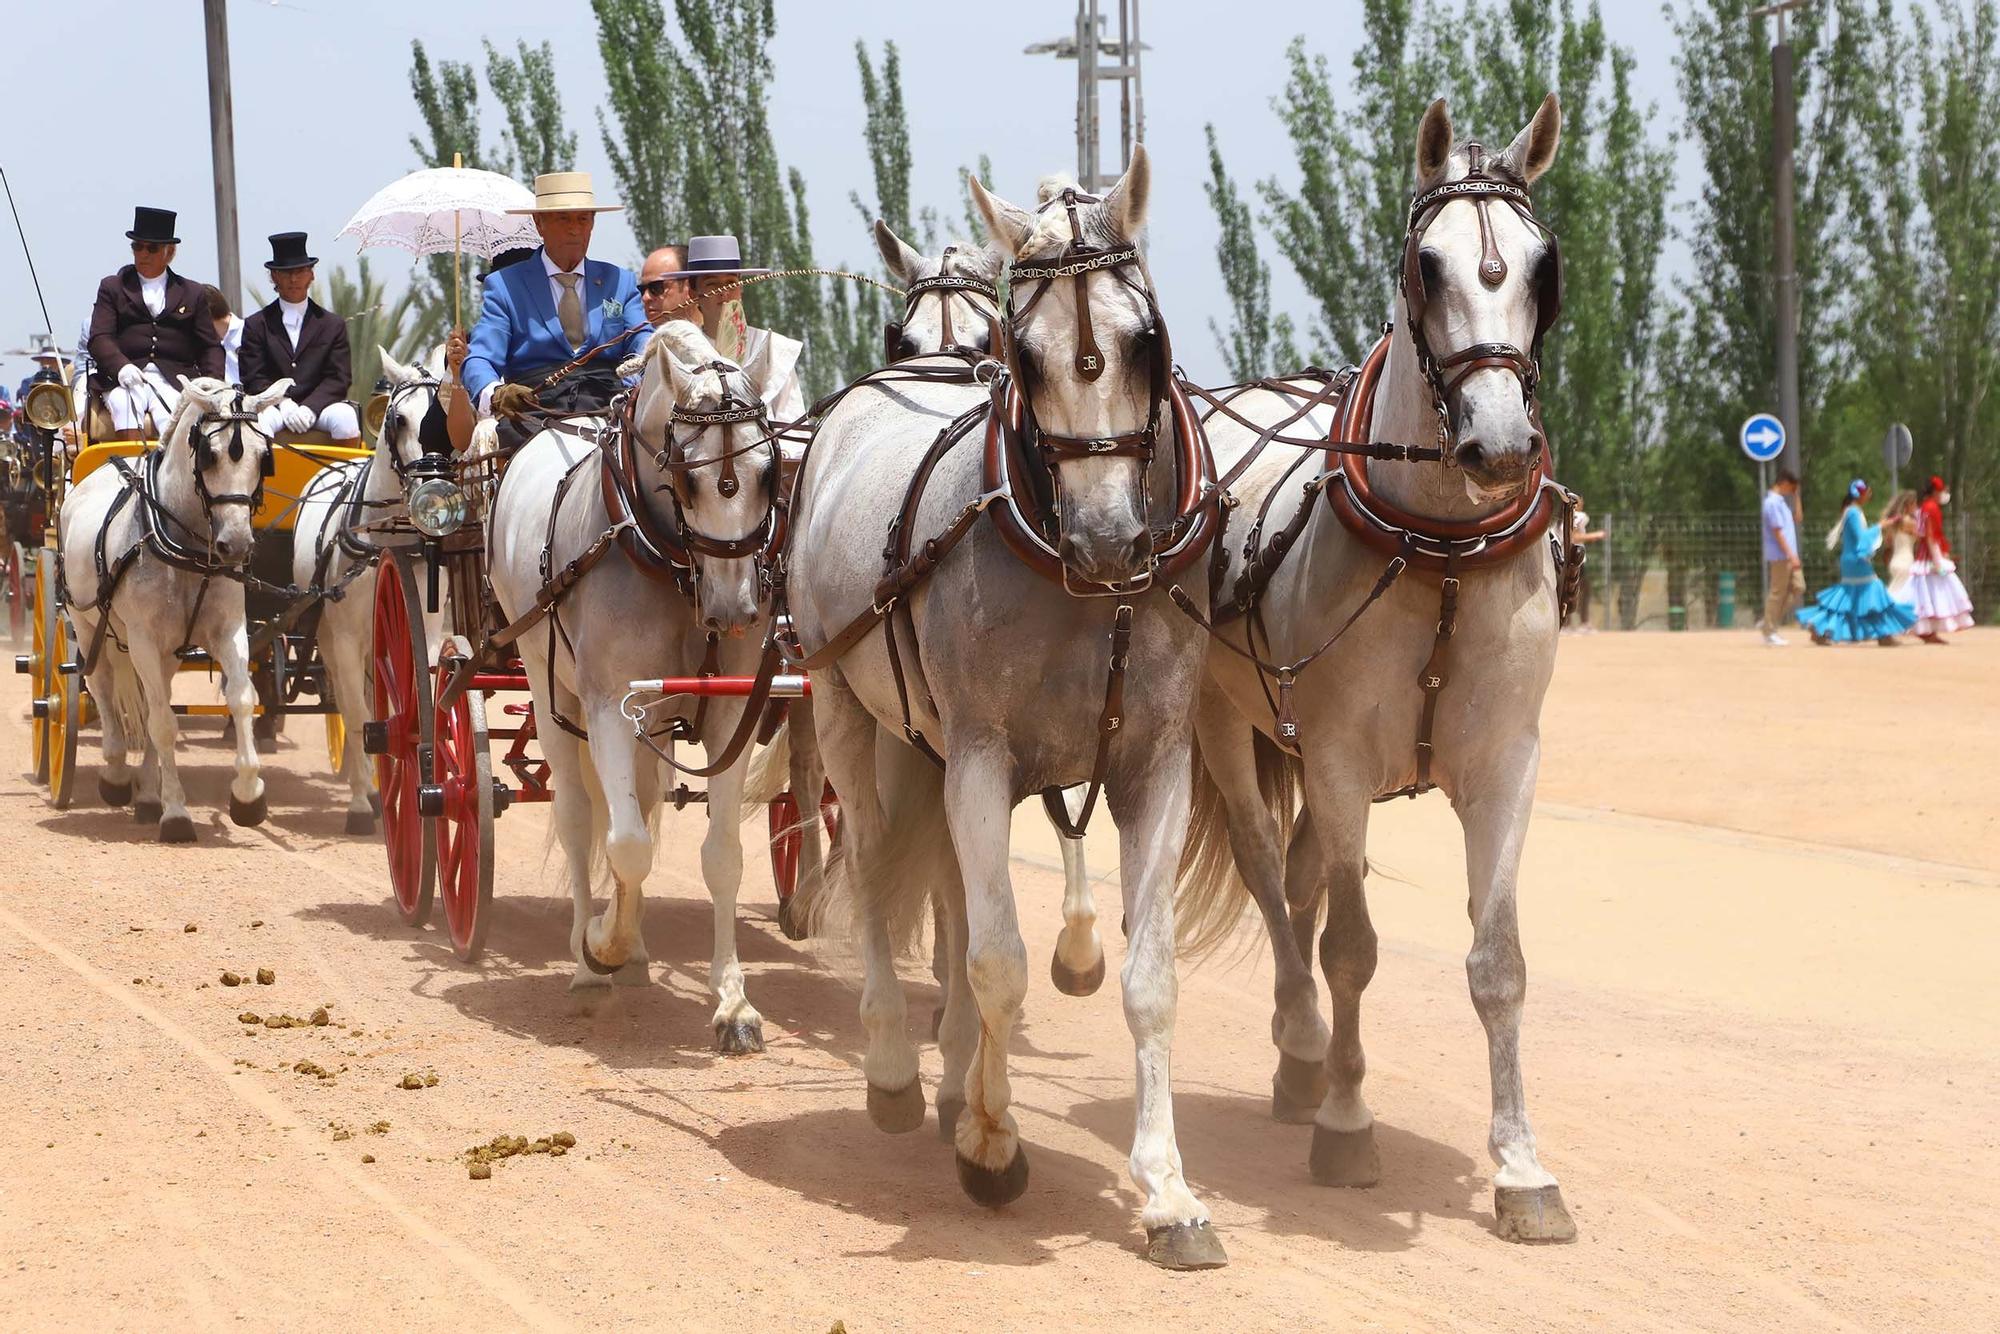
[1796,508,1917,642]
[1907,499,1975,634]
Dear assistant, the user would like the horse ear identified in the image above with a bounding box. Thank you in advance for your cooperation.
[247,379,293,412]
[1416,97,1454,185]
[1499,92,1562,185]
[872,220,924,285]
[1100,143,1151,238]
[379,347,411,384]
[970,175,1035,260]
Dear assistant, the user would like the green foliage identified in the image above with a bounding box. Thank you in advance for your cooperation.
[1204,123,1296,380]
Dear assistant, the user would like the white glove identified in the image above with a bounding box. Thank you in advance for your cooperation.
[282,402,316,433]
[117,363,146,393]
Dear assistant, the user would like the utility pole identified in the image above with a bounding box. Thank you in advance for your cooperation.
[1752,0,1811,493]
[202,0,242,311]
[1025,1,1146,193]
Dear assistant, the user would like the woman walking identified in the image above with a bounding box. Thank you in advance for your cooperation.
[1798,480,1917,647]
[1907,476,1975,643]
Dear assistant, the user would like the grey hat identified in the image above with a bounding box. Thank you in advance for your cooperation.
[658,235,771,281]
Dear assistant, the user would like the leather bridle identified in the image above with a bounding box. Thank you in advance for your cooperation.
[885,244,999,362]
[639,365,786,576]
[1399,142,1564,463]
[188,390,274,520]
[375,374,447,482]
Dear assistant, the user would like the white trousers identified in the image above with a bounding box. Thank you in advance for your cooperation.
[257,399,361,441]
[104,383,173,433]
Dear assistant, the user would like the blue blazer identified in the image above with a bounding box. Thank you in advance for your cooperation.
[461,249,649,403]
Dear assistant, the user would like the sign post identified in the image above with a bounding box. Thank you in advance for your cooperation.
[1882,422,1912,496]
[1741,413,1788,621]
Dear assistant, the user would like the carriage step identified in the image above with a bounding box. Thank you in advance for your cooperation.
[361,721,388,755]
[13,654,30,675]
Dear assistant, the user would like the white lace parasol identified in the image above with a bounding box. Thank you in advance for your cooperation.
[335,167,541,259]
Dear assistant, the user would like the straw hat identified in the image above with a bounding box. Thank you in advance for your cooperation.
[506,171,623,215]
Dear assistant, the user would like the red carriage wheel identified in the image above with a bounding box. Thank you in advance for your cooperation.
[433,635,495,962]
[768,791,803,915]
[370,552,436,926]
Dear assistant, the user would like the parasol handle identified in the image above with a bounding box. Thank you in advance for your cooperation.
[451,151,463,331]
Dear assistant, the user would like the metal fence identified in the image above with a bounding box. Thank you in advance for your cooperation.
[1576,509,1996,631]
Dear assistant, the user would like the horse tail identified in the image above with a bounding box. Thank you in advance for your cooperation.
[1175,731,1301,959]
[809,759,947,956]
[741,723,791,812]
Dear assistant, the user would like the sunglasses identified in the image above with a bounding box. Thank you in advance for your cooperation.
[639,279,687,299]
[130,241,167,254]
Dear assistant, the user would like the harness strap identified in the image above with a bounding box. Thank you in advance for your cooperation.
[1382,549,1461,801]
[1039,601,1133,839]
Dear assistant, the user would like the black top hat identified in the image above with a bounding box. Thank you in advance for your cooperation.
[126,206,180,245]
[264,232,318,271]
[658,235,771,281]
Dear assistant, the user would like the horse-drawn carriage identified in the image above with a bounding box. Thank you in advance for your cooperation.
[14,368,370,814]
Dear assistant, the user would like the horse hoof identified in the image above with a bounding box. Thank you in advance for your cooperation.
[229,792,268,828]
[935,1095,965,1143]
[578,936,620,976]
[1144,1219,1229,1270]
[777,898,808,941]
[865,1079,925,1134]
[344,808,377,836]
[1308,1123,1381,1187]
[1271,1052,1329,1125]
[1494,1184,1577,1243]
[159,815,197,845]
[1049,950,1105,997]
[133,799,162,826]
[368,791,382,818]
[714,1020,765,1055]
[955,1145,1028,1207]
[99,777,133,808]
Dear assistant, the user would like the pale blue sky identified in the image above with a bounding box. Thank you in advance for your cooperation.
[2,0,1691,388]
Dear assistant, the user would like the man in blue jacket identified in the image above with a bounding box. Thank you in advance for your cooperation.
[461,172,649,421]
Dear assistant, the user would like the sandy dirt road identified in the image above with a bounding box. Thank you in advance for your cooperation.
[1,630,1994,1332]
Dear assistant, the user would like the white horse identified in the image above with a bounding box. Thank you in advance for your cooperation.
[486,321,781,1050]
[788,149,1232,1269]
[1179,96,1578,1242]
[61,377,287,841]
[291,347,444,834]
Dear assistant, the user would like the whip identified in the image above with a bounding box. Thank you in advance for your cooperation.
[0,163,62,357]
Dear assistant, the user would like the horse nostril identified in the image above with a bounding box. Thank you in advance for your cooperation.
[702,615,723,634]
[1058,534,1089,572]
[1128,529,1154,567]
[1454,440,1487,470]
[1527,430,1547,460]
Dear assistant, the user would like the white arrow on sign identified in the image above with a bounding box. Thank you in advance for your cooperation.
[1739,412,1787,463]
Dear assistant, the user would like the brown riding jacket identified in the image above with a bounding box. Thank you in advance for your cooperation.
[87,265,224,391]
[239,298,353,412]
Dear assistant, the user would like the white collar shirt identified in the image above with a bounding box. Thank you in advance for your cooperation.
[139,271,168,317]
[279,298,308,351]
[543,250,587,319]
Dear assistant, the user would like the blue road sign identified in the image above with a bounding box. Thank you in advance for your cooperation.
[1740,412,1786,463]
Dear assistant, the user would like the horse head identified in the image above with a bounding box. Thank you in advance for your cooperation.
[174,375,288,563]
[1402,94,1563,499]
[376,346,446,479]
[637,320,779,637]
[874,221,1002,361]
[973,145,1163,588]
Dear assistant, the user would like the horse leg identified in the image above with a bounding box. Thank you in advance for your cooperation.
[323,594,379,833]
[534,701,604,995]
[944,741,1031,1205]
[781,696,827,934]
[700,736,764,1051]
[1284,807,1324,982]
[1048,787,1104,996]
[1192,697,1328,1122]
[1110,736,1226,1270]
[930,842,974,1144]
[89,658,134,808]
[127,641,193,843]
[208,622,267,827]
[1300,767,1381,1188]
[577,699,651,975]
[1457,738,1575,1242]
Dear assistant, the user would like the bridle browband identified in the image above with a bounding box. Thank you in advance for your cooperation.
[190,389,275,516]
[887,243,1000,362]
[1398,142,1564,462]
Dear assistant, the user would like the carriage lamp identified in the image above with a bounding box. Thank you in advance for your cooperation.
[23,377,72,432]
[404,454,469,538]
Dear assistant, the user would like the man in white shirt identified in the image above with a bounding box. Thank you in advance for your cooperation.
[238,232,357,439]
[86,206,223,437]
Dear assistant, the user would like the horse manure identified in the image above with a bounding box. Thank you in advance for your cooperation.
[397,1072,438,1090]
[468,1161,491,1180]
[552,1132,576,1149]
[310,1007,330,1027]
[255,968,276,986]
[238,1013,262,1025]
[462,1132,577,1176]
[367,1121,390,1135]
[294,1061,336,1082]
[250,920,264,928]
[221,972,243,987]
[332,1128,352,1140]
[183,924,197,933]
[263,1013,313,1029]
[361,1154,375,1164]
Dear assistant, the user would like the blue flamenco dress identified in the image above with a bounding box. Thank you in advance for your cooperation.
[1797,507,1918,642]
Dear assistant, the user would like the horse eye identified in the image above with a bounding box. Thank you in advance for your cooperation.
[1418,247,1443,294]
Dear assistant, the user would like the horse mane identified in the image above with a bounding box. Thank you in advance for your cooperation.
[1020,172,1125,253]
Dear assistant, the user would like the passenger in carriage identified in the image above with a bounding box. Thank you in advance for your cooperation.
[461,172,649,421]
[239,232,358,440]
[637,243,692,328]
[207,284,245,386]
[660,234,806,422]
[86,206,224,438]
